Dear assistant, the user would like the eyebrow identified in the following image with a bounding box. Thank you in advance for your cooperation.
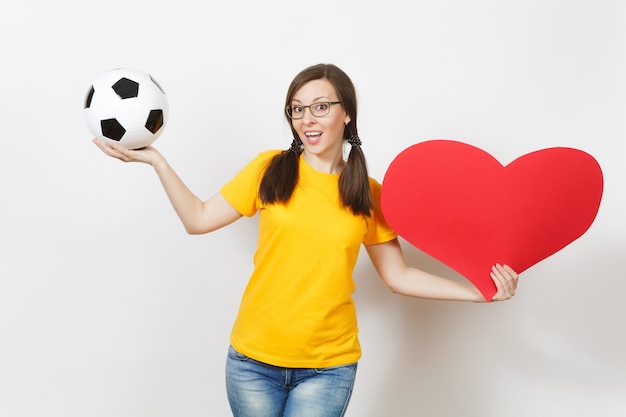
[291,96,331,103]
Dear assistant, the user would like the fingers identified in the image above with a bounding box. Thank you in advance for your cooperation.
[92,138,145,163]
[93,138,126,159]
[490,263,519,301]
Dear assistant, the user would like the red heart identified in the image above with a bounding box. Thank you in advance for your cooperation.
[381,140,604,301]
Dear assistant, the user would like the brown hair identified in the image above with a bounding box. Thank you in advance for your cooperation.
[258,63,374,216]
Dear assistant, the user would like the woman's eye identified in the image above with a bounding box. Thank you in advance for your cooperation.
[314,103,328,111]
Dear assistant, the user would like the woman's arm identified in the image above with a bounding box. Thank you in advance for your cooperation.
[365,238,518,302]
[93,139,242,234]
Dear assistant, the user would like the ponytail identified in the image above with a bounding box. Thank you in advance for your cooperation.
[338,134,375,217]
[258,138,302,204]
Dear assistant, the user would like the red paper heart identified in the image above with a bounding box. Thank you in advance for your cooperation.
[381,140,604,301]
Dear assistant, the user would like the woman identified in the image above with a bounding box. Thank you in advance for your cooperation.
[94,63,518,417]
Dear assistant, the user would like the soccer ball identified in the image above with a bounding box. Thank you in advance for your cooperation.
[84,68,169,149]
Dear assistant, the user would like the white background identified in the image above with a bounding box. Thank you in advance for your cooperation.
[1,1,625,416]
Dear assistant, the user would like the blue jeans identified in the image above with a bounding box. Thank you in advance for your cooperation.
[225,345,358,417]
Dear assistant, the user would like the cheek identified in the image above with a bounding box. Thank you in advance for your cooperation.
[331,119,347,136]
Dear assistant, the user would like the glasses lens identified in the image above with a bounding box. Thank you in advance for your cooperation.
[311,102,330,117]
[287,104,303,119]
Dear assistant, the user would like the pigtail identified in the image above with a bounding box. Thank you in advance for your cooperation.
[258,137,302,204]
[338,130,374,216]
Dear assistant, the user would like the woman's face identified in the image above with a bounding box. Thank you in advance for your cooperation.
[289,79,351,163]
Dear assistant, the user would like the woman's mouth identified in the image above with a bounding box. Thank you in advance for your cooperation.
[304,131,322,144]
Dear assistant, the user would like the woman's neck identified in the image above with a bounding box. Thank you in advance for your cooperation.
[302,150,345,175]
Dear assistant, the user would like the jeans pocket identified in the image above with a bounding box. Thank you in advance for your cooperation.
[228,345,250,361]
[314,362,358,374]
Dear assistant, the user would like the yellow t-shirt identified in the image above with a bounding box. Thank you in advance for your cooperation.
[220,150,397,368]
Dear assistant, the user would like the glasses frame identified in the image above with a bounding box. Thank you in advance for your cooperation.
[285,101,342,119]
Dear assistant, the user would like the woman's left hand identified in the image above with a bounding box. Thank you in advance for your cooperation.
[489,264,519,301]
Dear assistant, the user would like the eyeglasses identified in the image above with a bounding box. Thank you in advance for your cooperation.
[285,101,342,119]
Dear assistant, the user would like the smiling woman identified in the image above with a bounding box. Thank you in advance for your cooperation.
[92,63,518,417]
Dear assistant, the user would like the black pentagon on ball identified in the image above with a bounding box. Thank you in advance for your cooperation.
[101,118,126,141]
[145,109,164,134]
[112,77,139,99]
[84,86,95,109]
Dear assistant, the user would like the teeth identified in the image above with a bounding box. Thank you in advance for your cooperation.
[306,132,321,137]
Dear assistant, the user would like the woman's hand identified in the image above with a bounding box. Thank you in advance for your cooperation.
[489,264,519,301]
[92,138,164,167]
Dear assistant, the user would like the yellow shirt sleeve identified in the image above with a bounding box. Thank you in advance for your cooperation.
[364,178,398,246]
[220,150,280,217]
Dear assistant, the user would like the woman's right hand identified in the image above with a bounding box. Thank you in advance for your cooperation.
[92,138,164,167]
